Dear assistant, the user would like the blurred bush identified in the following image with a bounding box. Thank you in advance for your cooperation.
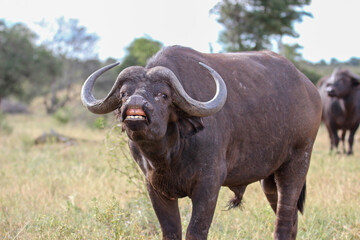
[53,107,72,124]
[93,116,107,130]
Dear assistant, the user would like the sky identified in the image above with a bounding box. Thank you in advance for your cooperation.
[1,0,359,63]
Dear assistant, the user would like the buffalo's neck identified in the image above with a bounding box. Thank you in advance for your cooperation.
[342,93,357,115]
[133,122,183,170]
[132,123,191,198]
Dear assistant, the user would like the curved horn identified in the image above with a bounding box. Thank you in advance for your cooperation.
[350,71,360,82]
[81,62,122,114]
[147,62,227,117]
[328,67,340,84]
[81,62,145,114]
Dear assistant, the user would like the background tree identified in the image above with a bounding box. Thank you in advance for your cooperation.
[347,57,360,66]
[0,21,34,104]
[43,17,99,60]
[120,37,163,69]
[0,20,61,104]
[330,58,339,66]
[211,0,312,52]
[40,17,99,114]
[283,43,303,63]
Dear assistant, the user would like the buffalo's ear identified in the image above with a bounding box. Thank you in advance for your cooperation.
[351,77,360,86]
[349,71,360,86]
[178,116,204,138]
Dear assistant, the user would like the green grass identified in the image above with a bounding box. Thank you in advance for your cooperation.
[1,113,360,239]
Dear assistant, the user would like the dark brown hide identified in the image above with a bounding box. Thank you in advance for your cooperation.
[82,46,322,240]
[318,68,360,154]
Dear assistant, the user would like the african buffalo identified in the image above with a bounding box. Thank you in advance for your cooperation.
[318,68,360,155]
[81,46,322,240]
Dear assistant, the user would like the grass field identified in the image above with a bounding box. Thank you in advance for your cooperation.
[1,112,360,239]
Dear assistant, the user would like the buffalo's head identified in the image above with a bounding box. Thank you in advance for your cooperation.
[325,68,360,98]
[81,62,227,140]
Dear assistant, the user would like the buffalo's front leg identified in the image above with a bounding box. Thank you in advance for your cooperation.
[330,122,340,152]
[147,182,182,240]
[186,183,221,240]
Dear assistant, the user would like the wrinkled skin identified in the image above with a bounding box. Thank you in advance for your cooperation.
[83,46,322,240]
[318,68,360,155]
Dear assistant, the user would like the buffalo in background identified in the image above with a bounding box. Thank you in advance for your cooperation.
[81,46,322,240]
[318,68,360,154]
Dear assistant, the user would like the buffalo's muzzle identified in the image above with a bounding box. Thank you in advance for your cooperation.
[126,108,147,120]
[325,86,337,97]
[122,95,152,131]
[123,107,149,131]
[327,90,337,97]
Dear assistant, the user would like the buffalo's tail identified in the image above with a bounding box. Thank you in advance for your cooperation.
[297,182,306,214]
[227,195,243,210]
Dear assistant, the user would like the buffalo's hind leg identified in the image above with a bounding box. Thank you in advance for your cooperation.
[261,174,305,239]
[261,173,303,240]
[272,147,311,240]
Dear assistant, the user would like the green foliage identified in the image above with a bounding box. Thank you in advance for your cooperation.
[0,21,35,100]
[0,20,62,102]
[283,43,303,62]
[0,18,100,112]
[23,46,63,102]
[120,37,163,69]
[299,66,321,85]
[53,107,72,124]
[93,116,107,129]
[211,0,312,51]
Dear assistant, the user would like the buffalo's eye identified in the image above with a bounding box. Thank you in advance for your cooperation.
[155,93,168,100]
[120,92,127,98]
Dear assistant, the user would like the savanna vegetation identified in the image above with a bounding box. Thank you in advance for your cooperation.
[1,0,360,239]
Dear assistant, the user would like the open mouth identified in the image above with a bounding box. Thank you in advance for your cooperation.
[124,107,148,122]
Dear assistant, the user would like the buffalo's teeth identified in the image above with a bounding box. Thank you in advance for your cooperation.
[126,115,146,120]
